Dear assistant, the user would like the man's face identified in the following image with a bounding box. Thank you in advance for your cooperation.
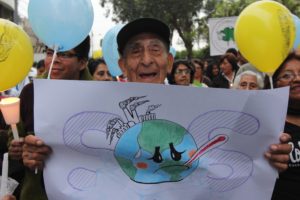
[44,49,86,80]
[118,33,173,84]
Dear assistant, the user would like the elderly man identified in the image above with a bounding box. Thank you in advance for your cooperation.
[18,18,290,200]
[117,18,173,84]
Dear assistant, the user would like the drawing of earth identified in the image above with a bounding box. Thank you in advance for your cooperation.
[114,119,199,183]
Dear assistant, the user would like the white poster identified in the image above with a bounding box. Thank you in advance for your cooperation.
[34,79,289,200]
[208,17,238,56]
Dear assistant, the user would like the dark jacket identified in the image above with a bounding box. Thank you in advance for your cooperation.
[211,74,232,89]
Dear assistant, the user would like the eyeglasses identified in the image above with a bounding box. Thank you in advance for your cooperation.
[46,50,78,59]
[175,69,191,75]
[277,71,300,82]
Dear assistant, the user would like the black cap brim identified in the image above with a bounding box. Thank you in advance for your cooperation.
[117,18,170,55]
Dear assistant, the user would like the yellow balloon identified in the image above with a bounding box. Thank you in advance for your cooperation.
[0,19,33,92]
[234,1,295,73]
[92,49,102,59]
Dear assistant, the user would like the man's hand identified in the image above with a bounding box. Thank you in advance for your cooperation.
[8,138,24,160]
[264,133,291,172]
[22,135,52,170]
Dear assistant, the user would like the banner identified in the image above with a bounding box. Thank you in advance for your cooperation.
[34,79,289,200]
[208,17,238,56]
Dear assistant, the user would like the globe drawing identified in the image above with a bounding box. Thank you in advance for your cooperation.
[114,119,199,183]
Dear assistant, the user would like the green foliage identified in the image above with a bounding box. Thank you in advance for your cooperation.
[100,0,204,59]
[175,46,210,60]
[210,0,299,18]
[174,50,187,60]
[277,0,300,16]
[99,0,300,59]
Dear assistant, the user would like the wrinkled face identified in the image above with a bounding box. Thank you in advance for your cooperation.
[174,64,191,86]
[118,33,173,84]
[276,59,300,102]
[220,58,233,75]
[238,74,259,90]
[93,63,113,81]
[45,49,86,80]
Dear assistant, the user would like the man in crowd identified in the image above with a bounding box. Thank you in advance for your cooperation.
[17,18,290,199]
[8,36,92,200]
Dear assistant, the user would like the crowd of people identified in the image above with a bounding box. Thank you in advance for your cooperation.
[0,17,299,200]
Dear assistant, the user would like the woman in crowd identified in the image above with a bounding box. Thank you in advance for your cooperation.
[88,58,113,81]
[268,52,300,200]
[191,59,211,87]
[206,61,220,83]
[232,70,264,90]
[168,59,195,86]
[212,53,239,88]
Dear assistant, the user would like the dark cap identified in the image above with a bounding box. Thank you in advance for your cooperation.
[117,18,171,55]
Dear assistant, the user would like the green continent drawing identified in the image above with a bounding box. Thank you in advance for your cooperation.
[138,120,186,153]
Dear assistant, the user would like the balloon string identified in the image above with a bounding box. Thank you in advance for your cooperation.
[47,46,59,79]
[269,74,274,89]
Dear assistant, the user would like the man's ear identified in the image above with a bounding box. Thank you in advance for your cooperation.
[167,53,174,73]
[118,58,127,77]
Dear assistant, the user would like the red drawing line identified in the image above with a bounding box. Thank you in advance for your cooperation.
[185,135,228,166]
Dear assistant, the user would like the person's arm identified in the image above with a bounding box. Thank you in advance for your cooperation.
[22,135,52,170]
[264,133,291,172]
